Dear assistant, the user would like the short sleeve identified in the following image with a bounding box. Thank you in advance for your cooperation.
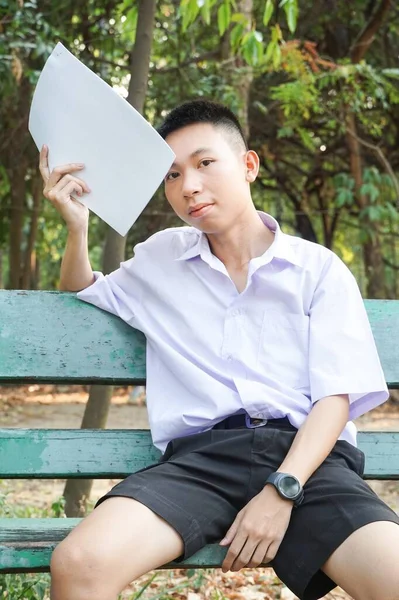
[308,253,388,419]
[76,256,138,323]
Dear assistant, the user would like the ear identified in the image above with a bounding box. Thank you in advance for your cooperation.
[244,150,259,183]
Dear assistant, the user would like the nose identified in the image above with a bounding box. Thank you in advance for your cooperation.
[182,170,202,198]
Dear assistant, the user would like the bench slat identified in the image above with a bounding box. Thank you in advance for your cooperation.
[0,291,146,384]
[0,518,227,572]
[1,292,399,385]
[0,429,161,478]
[0,429,398,479]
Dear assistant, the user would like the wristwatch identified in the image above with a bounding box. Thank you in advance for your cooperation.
[265,472,304,508]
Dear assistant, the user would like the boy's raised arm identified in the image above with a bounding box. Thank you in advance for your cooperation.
[39,144,94,291]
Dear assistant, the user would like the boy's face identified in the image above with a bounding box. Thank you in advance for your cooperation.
[164,123,258,233]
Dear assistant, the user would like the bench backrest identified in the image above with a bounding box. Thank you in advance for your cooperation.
[1,291,399,385]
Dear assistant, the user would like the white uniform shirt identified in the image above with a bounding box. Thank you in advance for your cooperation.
[77,212,388,452]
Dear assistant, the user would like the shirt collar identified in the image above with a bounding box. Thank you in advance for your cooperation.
[176,211,301,268]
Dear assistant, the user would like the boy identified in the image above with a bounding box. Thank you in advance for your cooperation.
[40,100,399,600]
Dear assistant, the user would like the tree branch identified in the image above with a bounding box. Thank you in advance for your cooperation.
[90,50,220,74]
[345,127,399,206]
[383,257,399,270]
[350,0,392,63]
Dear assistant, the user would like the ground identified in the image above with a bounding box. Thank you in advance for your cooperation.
[1,385,398,600]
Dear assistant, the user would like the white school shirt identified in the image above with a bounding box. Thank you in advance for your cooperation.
[77,212,388,452]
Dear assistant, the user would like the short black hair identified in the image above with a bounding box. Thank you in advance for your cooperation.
[157,99,248,151]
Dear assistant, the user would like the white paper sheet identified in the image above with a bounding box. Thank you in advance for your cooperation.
[29,42,175,236]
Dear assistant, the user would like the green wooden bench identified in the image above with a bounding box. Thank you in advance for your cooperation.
[0,291,398,574]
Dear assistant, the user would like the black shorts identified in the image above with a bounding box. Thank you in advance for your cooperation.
[95,419,399,600]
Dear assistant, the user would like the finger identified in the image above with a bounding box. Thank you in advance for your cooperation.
[46,163,85,190]
[221,533,247,573]
[263,539,282,564]
[220,515,241,546]
[45,173,90,196]
[247,541,270,568]
[47,180,83,204]
[39,145,50,183]
[230,538,260,572]
[51,177,84,198]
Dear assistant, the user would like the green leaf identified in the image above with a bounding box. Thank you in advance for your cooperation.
[122,6,138,36]
[181,0,200,32]
[298,127,316,151]
[218,1,231,36]
[272,42,281,69]
[242,32,263,66]
[360,183,379,203]
[363,166,381,185]
[263,0,274,26]
[335,189,353,208]
[230,23,244,51]
[277,126,294,138]
[283,0,298,33]
[367,205,381,222]
[264,40,276,63]
[201,0,211,25]
[385,202,399,221]
[382,68,399,80]
[231,12,248,24]
[186,568,197,578]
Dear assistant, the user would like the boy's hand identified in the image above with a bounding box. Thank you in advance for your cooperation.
[39,145,91,233]
[220,485,293,572]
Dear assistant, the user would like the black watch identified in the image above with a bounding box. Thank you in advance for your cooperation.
[265,472,304,508]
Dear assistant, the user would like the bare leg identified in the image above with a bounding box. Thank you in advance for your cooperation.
[321,521,399,600]
[50,497,184,600]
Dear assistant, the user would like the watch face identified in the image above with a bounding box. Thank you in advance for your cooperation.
[279,475,300,499]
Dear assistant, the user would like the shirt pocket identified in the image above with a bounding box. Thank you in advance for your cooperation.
[257,311,310,390]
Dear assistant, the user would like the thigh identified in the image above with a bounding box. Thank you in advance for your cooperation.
[268,437,399,600]
[52,496,184,594]
[97,428,254,560]
[322,520,399,600]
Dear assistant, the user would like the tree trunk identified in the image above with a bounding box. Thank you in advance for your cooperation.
[64,0,157,517]
[62,386,114,516]
[4,74,31,290]
[295,212,318,244]
[21,177,42,290]
[221,0,253,141]
[344,0,391,298]
[8,166,26,289]
[363,236,386,298]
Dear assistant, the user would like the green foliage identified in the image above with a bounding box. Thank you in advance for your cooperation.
[1,0,399,297]
[279,0,298,33]
[241,30,264,66]
[179,0,298,67]
[333,173,355,208]
[263,0,274,27]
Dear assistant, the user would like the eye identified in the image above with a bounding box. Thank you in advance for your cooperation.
[165,171,179,181]
[200,159,214,167]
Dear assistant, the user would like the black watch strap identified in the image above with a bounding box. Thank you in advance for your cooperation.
[266,472,304,508]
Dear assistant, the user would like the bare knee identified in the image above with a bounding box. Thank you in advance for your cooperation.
[50,538,115,600]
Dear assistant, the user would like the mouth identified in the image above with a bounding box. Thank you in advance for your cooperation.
[188,203,214,218]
